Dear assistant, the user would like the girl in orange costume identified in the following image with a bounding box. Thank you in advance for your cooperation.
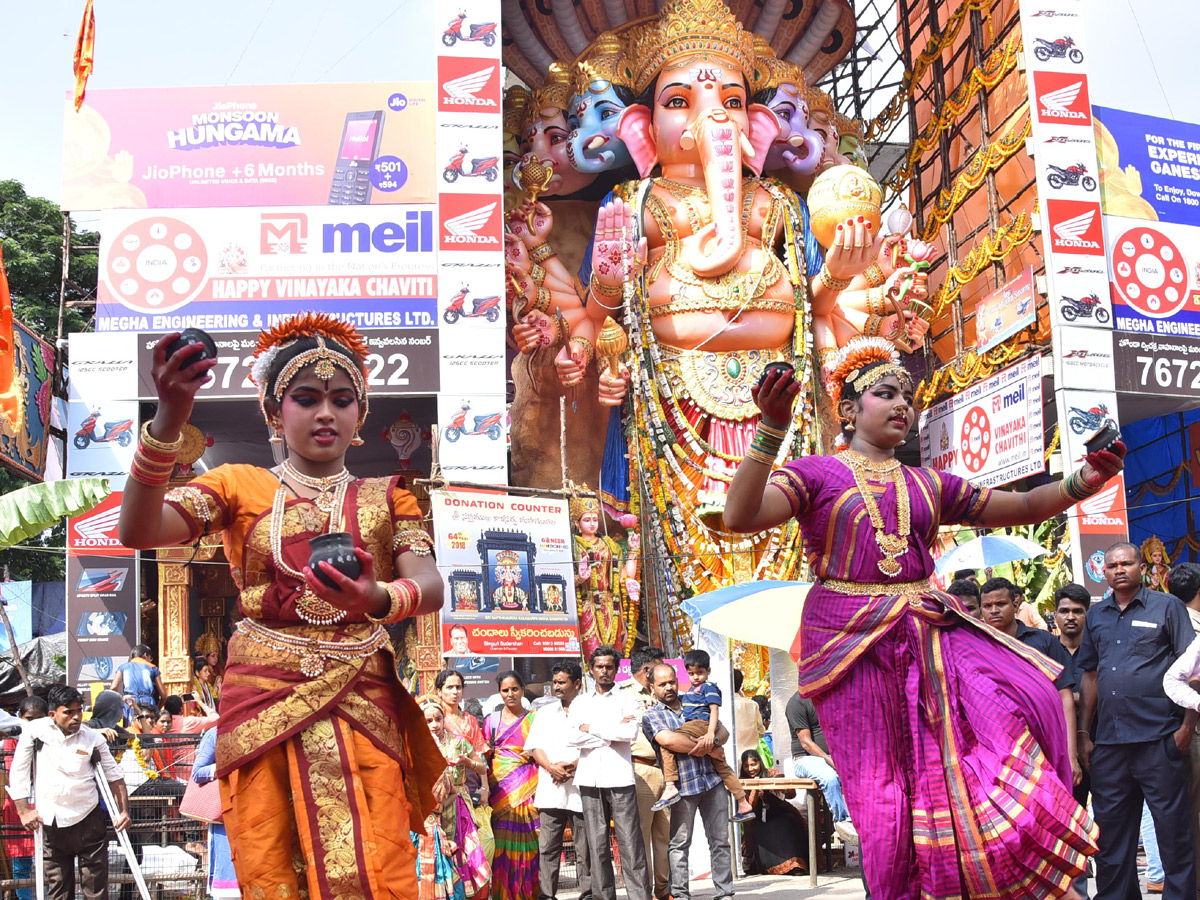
[117,314,446,900]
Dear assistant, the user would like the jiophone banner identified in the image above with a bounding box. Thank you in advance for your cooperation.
[431,491,579,656]
[918,355,1045,488]
[62,83,435,210]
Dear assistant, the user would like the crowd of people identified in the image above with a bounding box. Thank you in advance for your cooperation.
[407,646,812,900]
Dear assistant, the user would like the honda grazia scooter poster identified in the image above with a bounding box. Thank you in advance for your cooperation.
[66,400,138,483]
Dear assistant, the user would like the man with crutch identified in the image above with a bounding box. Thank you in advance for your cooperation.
[8,684,131,899]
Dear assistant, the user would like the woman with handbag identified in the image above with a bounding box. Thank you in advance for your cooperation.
[186,728,237,899]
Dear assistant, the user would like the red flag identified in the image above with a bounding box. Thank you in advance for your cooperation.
[73,0,96,112]
[0,243,22,432]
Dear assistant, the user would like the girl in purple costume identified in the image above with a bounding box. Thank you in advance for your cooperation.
[725,338,1125,900]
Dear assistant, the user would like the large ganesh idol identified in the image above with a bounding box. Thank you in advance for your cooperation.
[547,0,926,606]
[750,38,824,180]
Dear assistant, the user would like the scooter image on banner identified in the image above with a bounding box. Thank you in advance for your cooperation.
[443,147,500,184]
[1032,36,1084,63]
[1059,293,1109,323]
[444,402,503,441]
[1046,163,1097,192]
[1067,403,1113,435]
[74,409,134,450]
[442,12,497,47]
[444,286,501,323]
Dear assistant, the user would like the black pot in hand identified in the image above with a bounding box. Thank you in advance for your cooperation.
[308,532,362,588]
[164,328,218,378]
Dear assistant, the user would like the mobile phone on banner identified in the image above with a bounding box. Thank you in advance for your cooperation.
[328,111,385,205]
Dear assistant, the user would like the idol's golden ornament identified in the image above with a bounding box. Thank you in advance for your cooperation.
[629,0,758,93]
[513,155,556,229]
[575,32,636,95]
[596,317,629,376]
[807,164,883,247]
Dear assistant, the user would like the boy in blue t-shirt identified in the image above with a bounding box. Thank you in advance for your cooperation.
[651,650,754,820]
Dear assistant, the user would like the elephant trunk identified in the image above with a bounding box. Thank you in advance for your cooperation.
[784,128,824,176]
[684,110,746,278]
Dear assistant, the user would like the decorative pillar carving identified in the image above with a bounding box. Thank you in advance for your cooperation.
[157,540,219,696]
[413,612,442,695]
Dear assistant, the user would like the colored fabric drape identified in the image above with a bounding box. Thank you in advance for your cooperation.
[0,244,20,432]
[73,0,96,111]
[768,454,1098,900]
[484,712,538,900]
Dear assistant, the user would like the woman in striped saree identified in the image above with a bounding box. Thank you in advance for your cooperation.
[725,338,1126,900]
[484,670,539,900]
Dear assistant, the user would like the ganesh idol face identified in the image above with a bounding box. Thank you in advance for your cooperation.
[494,561,522,586]
[566,83,634,174]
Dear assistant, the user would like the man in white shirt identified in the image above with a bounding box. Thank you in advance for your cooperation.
[9,684,130,900]
[619,646,672,900]
[569,645,652,900]
[527,660,592,900]
[731,669,765,759]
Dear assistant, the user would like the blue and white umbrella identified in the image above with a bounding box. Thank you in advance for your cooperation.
[934,534,1047,576]
[680,581,811,653]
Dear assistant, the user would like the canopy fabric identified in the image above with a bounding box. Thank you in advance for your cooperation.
[681,581,810,653]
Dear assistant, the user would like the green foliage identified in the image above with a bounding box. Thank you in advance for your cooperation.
[0,179,97,339]
[0,470,67,583]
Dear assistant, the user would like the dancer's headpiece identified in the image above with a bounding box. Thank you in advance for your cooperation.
[250,313,370,428]
[828,337,913,413]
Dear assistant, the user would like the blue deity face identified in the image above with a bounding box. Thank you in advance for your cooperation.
[565,82,633,174]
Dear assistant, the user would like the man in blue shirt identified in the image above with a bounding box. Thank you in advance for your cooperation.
[642,664,735,900]
[110,645,166,712]
[1078,542,1197,900]
[980,577,1082,786]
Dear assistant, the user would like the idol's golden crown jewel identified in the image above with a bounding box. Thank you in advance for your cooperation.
[569,489,601,523]
[574,32,635,95]
[529,62,575,123]
[630,0,757,93]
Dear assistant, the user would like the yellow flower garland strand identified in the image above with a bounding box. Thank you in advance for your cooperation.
[864,0,997,142]
[915,338,1029,408]
[129,737,160,780]
[929,214,1036,318]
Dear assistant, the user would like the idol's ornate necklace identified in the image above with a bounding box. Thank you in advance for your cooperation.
[839,449,911,578]
[270,479,351,625]
[281,460,353,513]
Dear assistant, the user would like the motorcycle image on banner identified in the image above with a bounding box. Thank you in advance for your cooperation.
[1060,293,1110,323]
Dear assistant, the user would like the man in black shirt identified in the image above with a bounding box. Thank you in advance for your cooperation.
[784,690,856,844]
[1078,542,1197,900]
[980,577,1082,786]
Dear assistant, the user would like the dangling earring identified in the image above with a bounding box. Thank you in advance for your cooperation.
[845,420,856,432]
[897,437,906,445]
[268,422,283,444]
[351,430,365,446]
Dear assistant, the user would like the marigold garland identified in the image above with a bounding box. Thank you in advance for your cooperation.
[883,33,1022,197]
[915,338,1029,408]
[129,737,160,780]
[917,116,1032,243]
[1127,461,1188,505]
[930,214,1036,318]
[864,0,997,142]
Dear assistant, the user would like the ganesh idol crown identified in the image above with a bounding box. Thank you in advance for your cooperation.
[503,0,935,645]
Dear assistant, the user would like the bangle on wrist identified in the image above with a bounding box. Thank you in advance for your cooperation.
[368,579,421,624]
[140,422,185,453]
[863,263,887,287]
[529,241,557,264]
[589,274,624,298]
[817,266,853,292]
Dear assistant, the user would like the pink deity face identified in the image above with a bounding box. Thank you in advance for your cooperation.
[652,58,750,168]
[1152,550,1164,565]
[577,511,600,537]
[523,108,597,197]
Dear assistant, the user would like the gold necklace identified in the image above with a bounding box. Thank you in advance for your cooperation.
[839,450,911,577]
[281,460,353,513]
[270,482,351,625]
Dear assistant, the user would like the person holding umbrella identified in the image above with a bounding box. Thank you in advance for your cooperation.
[724,337,1125,900]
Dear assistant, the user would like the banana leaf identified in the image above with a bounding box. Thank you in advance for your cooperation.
[0,478,111,549]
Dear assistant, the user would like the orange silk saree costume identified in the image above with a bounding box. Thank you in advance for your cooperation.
[166,464,444,900]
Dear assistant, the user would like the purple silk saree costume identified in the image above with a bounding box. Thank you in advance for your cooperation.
[768,453,1097,900]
